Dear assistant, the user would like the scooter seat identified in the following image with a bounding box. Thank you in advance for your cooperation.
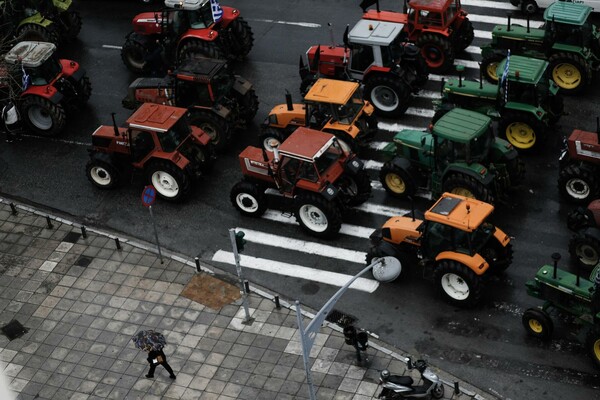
[388,375,414,386]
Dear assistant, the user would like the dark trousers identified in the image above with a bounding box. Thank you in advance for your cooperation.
[147,359,174,377]
[146,350,175,377]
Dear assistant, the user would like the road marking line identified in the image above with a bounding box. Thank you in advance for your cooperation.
[355,203,409,217]
[377,122,423,132]
[211,250,379,292]
[103,44,122,49]
[262,210,375,239]
[406,107,435,118]
[19,134,90,146]
[246,18,321,28]
[461,0,518,10]
[469,14,544,27]
[364,160,384,170]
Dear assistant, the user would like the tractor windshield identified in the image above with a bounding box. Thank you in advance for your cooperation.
[158,117,192,153]
[187,3,215,29]
[332,92,363,125]
[468,129,492,162]
[314,140,344,175]
[210,69,234,101]
[423,220,495,258]
[25,56,62,86]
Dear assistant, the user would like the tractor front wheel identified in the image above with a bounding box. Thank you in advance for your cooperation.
[586,326,600,369]
[569,233,600,270]
[226,17,254,59]
[294,193,342,239]
[259,128,287,152]
[379,162,415,199]
[548,52,589,95]
[17,24,59,46]
[86,160,120,190]
[189,111,230,153]
[146,160,191,202]
[239,89,259,124]
[416,33,454,73]
[521,0,539,15]
[121,37,147,74]
[522,308,553,340]
[60,10,83,41]
[21,96,66,137]
[76,76,93,104]
[178,40,225,63]
[363,74,411,118]
[558,164,599,204]
[480,53,504,83]
[442,173,494,204]
[454,19,474,52]
[338,169,371,206]
[498,112,545,152]
[230,181,267,217]
[433,259,482,308]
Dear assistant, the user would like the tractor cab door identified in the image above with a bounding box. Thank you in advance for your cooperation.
[278,157,303,195]
[417,10,443,29]
[175,80,212,108]
[420,221,456,259]
[348,44,375,78]
[129,130,156,164]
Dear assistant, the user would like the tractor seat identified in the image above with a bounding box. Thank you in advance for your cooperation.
[388,375,414,386]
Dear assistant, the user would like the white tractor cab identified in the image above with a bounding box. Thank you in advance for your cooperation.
[511,0,599,15]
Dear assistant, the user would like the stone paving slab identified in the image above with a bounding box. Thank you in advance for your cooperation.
[0,199,489,399]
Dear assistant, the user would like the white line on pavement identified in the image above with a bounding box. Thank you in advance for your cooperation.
[461,0,518,10]
[103,44,122,49]
[354,203,410,217]
[261,210,375,239]
[246,18,321,28]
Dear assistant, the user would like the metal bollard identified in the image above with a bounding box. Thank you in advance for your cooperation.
[274,295,281,309]
[115,237,121,250]
[81,225,87,239]
[244,280,250,294]
[454,382,460,395]
[10,203,18,215]
[195,257,201,272]
[46,216,53,229]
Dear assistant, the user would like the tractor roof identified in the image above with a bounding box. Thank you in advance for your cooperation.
[348,19,404,46]
[304,78,359,105]
[278,127,335,161]
[4,41,55,67]
[433,108,491,143]
[408,0,452,11]
[164,0,206,10]
[175,57,226,81]
[126,103,187,133]
[496,55,548,85]
[544,1,591,26]
[425,193,494,232]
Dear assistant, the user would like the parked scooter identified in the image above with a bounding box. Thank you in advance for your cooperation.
[377,357,444,399]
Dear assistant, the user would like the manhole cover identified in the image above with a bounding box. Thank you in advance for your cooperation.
[325,309,357,328]
[75,257,91,267]
[63,232,82,243]
[1,320,28,341]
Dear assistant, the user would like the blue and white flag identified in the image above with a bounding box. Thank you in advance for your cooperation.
[500,49,510,103]
[21,65,30,91]
[211,0,223,23]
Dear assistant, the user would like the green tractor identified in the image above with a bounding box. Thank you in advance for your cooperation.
[480,1,600,95]
[436,56,564,152]
[379,108,524,205]
[523,254,600,369]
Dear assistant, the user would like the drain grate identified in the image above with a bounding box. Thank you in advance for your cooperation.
[325,309,357,328]
[75,257,91,267]
[1,320,28,341]
[63,232,82,243]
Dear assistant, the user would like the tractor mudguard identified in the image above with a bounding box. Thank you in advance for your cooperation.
[551,44,585,57]
[22,89,63,105]
[443,163,494,186]
[214,6,240,28]
[435,251,490,276]
[232,76,252,96]
[125,32,151,47]
[146,155,190,173]
[372,240,403,259]
[344,157,364,175]
[18,15,53,29]
[489,138,518,162]
[503,102,546,122]
[389,156,412,172]
[89,151,115,164]
[180,30,219,44]
[493,226,511,247]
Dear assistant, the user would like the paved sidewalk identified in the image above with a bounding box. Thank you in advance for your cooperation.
[0,198,489,400]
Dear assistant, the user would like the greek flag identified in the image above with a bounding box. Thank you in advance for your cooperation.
[500,49,510,103]
[211,0,223,23]
[21,65,30,91]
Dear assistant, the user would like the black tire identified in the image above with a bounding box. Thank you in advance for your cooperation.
[21,96,66,137]
[294,193,342,239]
[567,207,594,232]
[548,52,590,95]
[558,164,600,204]
[548,94,564,125]
[431,383,445,399]
[506,157,526,186]
[416,33,454,73]
[569,232,600,270]
[454,19,474,52]
[480,53,505,83]
[521,0,539,15]
[121,37,147,74]
[226,17,254,59]
[17,23,59,46]
[379,162,415,199]
[338,170,371,206]
[433,259,482,308]
[76,76,92,104]
[60,10,82,41]
[498,112,545,152]
[481,240,513,274]
[442,173,494,204]
[145,160,191,202]
[86,159,120,190]
[239,88,259,124]
[522,308,553,340]
[187,143,215,173]
[230,181,267,217]
[299,75,316,96]
[363,74,411,118]
[585,326,600,369]
[259,127,287,152]
[178,40,225,63]
[189,111,230,153]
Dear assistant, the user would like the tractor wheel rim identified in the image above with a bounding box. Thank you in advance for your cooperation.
[28,105,53,130]
[525,3,536,13]
[566,178,590,199]
[440,272,470,300]
[527,318,543,334]
[298,204,328,233]
[594,339,600,361]
[235,193,258,213]
[385,173,406,194]
[151,171,179,198]
[486,62,499,81]
[422,46,444,69]
[90,166,111,186]
[263,136,281,152]
[371,85,399,112]
[450,187,475,198]
[552,63,582,90]
[576,244,599,266]
[505,122,536,149]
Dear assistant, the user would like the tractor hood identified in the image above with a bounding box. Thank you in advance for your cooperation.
[391,129,432,151]
[132,12,163,35]
[381,216,423,246]
[4,41,56,67]
[443,79,497,101]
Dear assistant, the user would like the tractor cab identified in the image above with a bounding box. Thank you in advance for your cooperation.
[405,0,463,32]
[171,57,234,107]
[496,56,558,108]
[543,2,595,48]
[4,41,61,86]
[304,79,367,129]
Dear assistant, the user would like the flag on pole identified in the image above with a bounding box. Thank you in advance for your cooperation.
[210,0,223,23]
[500,49,510,103]
[21,65,30,91]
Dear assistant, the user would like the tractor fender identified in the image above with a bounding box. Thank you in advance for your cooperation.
[443,163,494,185]
[124,31,151,47]
[191,105,231,121]
[372,239,403,259]
[145,155,190,174]
[493,227,511,247]
[59,59,85,81]
[214,6,240,28]
[436,251,490,276]
[232,75,253,96]
[489,138,518,162]
[503,103,546,122]
[17,14,53,29]
[21,89,63,105]
[88,151,122,170]
[480,46,505,61]
[180,30,219,44]
[388,157,418,187]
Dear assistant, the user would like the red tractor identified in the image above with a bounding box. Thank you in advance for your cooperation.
[361,0,474,72]
[121,0,253,74]
[568,199,600,271]
[230,127,372,238]
[301,19,428,118]
[0,41,91,136]
[86,103,215,202]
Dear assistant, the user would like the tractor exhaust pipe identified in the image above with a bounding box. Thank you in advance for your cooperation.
[285,90,293,111]
[507,13,512,32]
[440,78,445,96]
[111,113,119,137]
[551,252,561,279]
[328,23,335,48]
[479,63,483,89]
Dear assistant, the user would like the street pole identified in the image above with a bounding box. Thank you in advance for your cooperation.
[148,205,163,264]
[295,301,316,400]
[228,228,253,324]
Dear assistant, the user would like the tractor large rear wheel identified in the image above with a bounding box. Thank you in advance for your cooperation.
[146,160,191,202]
[586,326,600,369]
[21,96,66,137]
[178,40,225,63]
[380,162,415,199]
[442,173,494,204]
[121,37,147,74]
[60,10,82,41]
[569,233,600,270]
[189,111,230,153]
[416,33,454,73]
[17,24,59,46]
[86,159,120,190]
[76,76,92,104]
[230,181,267,217]
[480,53,504,83]
[295,193,342,239]
[522,308,553,340]
[498,112,545,152]
[558,164,599,204]
[338,170,371,206]
[239,88,259,124]
[433,259,482,308]
[454,19,474,52]
[226,17,254,59]
[548,52,589,95]
[363,74,411,118]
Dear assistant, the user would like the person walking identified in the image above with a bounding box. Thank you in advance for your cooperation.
[1,101,21,143]
[145,348,176,379]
